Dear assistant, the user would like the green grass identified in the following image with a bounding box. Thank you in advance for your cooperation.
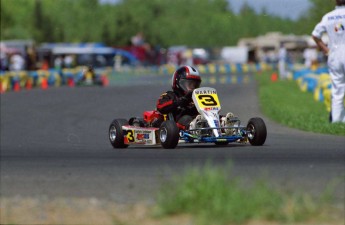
[155,165,334,225]
[256,71,345,135]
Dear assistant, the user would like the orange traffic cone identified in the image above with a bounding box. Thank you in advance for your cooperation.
[271,72,278,82]
[13,80,20,92]
[26,78,33,90]
[0,81,4,94]
[101,75,109,86]
[67,77,75,87]
[41,77,48,90]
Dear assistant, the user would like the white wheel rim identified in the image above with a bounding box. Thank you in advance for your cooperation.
[160,127,167,142]
[247,124,255,140]
[110,126,117,142]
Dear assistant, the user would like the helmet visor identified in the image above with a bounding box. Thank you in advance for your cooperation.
[179,79,201,92]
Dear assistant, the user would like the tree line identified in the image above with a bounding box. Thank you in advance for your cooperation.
[0,0,335,47]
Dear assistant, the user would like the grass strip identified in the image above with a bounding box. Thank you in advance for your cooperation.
[155,165,336,225]
[256,72,345,135]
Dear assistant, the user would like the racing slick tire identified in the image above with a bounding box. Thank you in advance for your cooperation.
[246,117,267,146]
[109,119,129,149]
[159,120,179,149]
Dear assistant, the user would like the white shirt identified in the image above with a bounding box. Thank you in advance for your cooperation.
[312,5,345,51]
[278,47,287,61]
[10,54,25,71]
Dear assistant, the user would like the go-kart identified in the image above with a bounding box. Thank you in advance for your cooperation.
[109,87,267,149]
[75,69,109,87]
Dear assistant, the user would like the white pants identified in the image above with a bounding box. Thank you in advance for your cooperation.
[328,48,345,123]
[278,61,286,79]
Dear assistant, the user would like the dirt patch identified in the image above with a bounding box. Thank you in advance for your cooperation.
[0,196,343,225]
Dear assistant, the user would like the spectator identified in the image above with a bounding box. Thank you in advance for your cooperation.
[54,56,63,70]
[303,47,318,69]
[64,55,74,68]
[26,46,37,71]
[278,43,287,79]
[9,53,25,71]
[41,58,50,70]
[131,32,145,47]
[0,51,8,71]
[312,0,345,123]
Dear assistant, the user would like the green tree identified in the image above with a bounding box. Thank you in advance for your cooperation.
[295,0,335,35]
[102,22,112,46]
[0,0,33,39]
[33,0,52,42]
[0,0,335,47]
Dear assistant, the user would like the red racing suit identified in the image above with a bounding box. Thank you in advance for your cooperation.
[156,90,198,129]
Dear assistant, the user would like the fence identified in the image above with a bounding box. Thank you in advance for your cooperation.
[289,66,331,112]
[0,62,275,93]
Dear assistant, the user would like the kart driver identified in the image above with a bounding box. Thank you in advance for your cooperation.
[82,65,97,82]
[155,65,235,131]
[156,65,201,129]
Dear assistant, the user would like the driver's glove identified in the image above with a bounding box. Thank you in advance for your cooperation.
[178,91,193,107]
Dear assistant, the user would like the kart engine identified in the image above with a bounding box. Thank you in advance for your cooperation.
[192,116,213,136]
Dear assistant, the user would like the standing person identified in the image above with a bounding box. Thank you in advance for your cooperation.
[278,43,287,79]
[303,46,318,69]
[9,53,25,71]
[312,0,345,123]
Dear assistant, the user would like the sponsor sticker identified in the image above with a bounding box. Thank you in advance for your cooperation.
[335,23,345,34]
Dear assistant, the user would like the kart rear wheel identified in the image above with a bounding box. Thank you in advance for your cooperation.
[159,121,179,149]
[109,119,129,149]
[246,117,267,146]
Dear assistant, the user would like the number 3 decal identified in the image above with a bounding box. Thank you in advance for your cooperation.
[198,95,218,106]
[127,130,135,142]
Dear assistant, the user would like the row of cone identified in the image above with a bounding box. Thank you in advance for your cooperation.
[0,73,110,94]
[0,77,76,94]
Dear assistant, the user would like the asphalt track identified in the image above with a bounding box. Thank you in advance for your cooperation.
[1,74,344,204]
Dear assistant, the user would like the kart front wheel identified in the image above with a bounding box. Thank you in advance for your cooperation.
[246,117,267,146]
[159,121,179,149]
[109,119,129,149]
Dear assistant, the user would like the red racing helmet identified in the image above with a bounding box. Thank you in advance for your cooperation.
[171,65,201,95]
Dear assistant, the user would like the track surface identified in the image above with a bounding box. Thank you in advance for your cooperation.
[1,74,344,204]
